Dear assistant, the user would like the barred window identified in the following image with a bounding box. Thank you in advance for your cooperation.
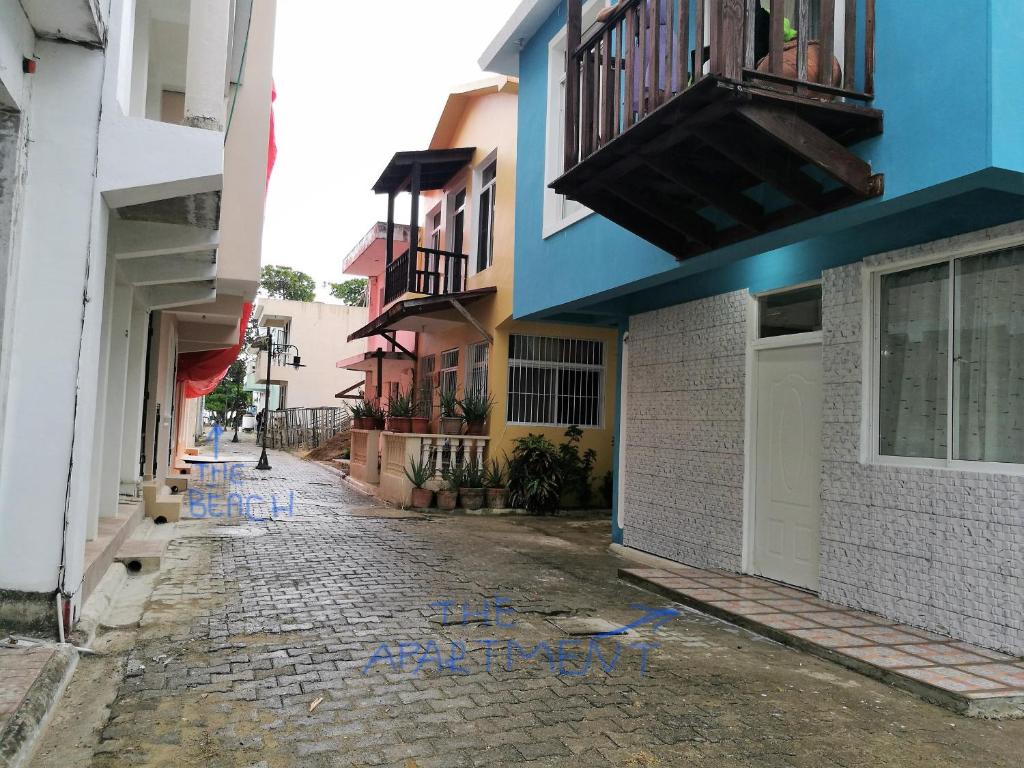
[439,348,459,395]
[506,335,604,427]
[418,354,436,420]
[467,342,489,396]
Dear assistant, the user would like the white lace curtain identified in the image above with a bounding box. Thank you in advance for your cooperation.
[878,247,1024,464]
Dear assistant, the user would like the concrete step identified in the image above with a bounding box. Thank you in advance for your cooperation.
[113,539,167,574]
[81,501,144,605]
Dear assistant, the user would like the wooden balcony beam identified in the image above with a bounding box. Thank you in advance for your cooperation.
[577,189,693,259]
[602,183,717,250]
[644,157,765,233]
[693,123,824,212]
[736,103,881,197]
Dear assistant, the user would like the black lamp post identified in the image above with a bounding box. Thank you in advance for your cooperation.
[256,327,305,471]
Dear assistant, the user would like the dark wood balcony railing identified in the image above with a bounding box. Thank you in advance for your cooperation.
[566,0,875,169]
[384,247,468,305]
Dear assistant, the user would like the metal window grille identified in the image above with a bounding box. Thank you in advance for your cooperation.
[440,348,460,395]
[418,354,436,419]
[506,334,604,427]
[467,342,489,396]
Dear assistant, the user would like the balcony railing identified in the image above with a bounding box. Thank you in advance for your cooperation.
[383,247,468,306]
[566,0,876,169]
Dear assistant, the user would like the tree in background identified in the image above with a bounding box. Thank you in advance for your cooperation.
[260,265,316,302]
[328,278,369,306]
[205,360,252,442]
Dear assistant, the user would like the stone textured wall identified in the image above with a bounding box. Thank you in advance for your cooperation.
[622,291,748,571]
[820,222,1024,655]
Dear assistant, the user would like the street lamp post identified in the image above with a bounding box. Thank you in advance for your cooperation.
[256,327,305,471]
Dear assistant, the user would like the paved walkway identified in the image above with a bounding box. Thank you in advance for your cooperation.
[29,448,1024,767]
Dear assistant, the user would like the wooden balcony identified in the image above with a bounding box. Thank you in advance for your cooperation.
[553,0,884,260]
[384,246,469,305]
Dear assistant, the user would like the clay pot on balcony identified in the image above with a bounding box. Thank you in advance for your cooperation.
[756,40,842,92]
[464,420,486,437]
[485,487,508,510]
[440,417,463,435]
[410,487,434,509]
[386,417,412,433]
[459,487,485,511]
[410,417,430,434]
[436,489,458,511]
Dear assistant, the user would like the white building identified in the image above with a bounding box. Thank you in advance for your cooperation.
[250,298,369,409]
[0,0,277,633]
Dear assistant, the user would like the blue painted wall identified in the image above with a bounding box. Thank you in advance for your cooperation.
[512,0,1024,322]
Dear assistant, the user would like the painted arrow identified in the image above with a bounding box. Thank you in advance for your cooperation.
[208,423,224,459]
[591,604,682,638]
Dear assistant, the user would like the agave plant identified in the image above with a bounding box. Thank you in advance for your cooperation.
[460,459,485,489]
[438,388,459,418]
[483,457,507,489]
[441,462,464,492]
[457,390,494,424]
[404,457,433,489]
[387,388,414,417]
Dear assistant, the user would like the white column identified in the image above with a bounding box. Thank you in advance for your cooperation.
[121,304,149,493]
[99,283,134,518]
[86,259,119,541]
[183,0,231,131]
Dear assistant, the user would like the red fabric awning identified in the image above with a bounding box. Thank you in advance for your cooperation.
[177,302,253,398]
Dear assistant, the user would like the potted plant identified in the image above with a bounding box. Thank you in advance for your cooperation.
[458,390,494,436]
[483,457,508,510]
[365,399,386,431]
[348,400,368,430]
[437,464,462,511]
[386,389,413,433]
[508,434,563,515]
[439,389,462,435]
[404,457,434,509]
[458,460,486,511]
[410,390,430,434]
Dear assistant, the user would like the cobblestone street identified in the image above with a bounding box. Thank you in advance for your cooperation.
[30,449,1024,768]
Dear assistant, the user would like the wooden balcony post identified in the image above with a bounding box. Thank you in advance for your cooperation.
[717,0,745,80]
[385,192,395,266]
[407,162,421,293]
[564,0,582,172]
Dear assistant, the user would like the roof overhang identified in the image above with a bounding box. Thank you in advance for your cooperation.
[342,222,412,277]
[429,77,519,149]
[347,288,497,342]
[337,351,414,373]
[372,148,477,195]
[479,0,562,76]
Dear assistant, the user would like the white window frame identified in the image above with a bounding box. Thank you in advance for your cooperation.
[470,150,498,275]
[542,0,607,239]
[506,334,605,428]
[466,341,489,396]
[439,347,460,395]
[864,232,1024,476]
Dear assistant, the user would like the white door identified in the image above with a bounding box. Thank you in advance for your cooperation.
[752,343,824,591]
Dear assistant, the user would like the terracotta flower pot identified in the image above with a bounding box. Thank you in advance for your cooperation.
[372,417,385,431]
[756,40,842,92]
[386,417,412,433]
[459,487,484,511]
[436,489,458,511]
[440,417,463,435]
[410,417,430,434]
[485,488,508,510]
[464,420,486,436]
[354,417,370,430]
[410,487,433,509]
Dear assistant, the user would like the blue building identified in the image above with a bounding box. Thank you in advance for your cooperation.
[482,0,1024,655]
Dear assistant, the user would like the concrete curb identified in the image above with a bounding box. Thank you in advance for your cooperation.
[0,645,77,768]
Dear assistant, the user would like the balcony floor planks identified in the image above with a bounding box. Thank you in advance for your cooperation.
[551,75,883,260]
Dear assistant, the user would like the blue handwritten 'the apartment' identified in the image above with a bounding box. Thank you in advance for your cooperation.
[481,0,1024,655]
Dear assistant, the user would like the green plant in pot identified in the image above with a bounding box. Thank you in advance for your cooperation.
[458,459,486,511]
[404,457,434,509]
[385,389,414,433]
[508,434,563,515]
[483,457,508,510]
[438,389,462,435]
[437,463,462,511]
[458,390,494,436]
[364,399,386,430]
[410,386,431,434]
[347,400,368,429]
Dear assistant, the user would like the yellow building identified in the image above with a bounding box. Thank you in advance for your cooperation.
[343,76,617,508]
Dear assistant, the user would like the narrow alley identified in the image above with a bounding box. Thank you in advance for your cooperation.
[26,447,1024,768]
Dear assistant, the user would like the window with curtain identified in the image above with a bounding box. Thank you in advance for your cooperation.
[876,246,1024,465]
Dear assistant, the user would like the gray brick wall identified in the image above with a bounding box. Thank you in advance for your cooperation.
[622,291,748,571]
[821,222,1024,655]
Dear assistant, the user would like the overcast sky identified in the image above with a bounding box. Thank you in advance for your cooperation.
[261,1,521,302]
